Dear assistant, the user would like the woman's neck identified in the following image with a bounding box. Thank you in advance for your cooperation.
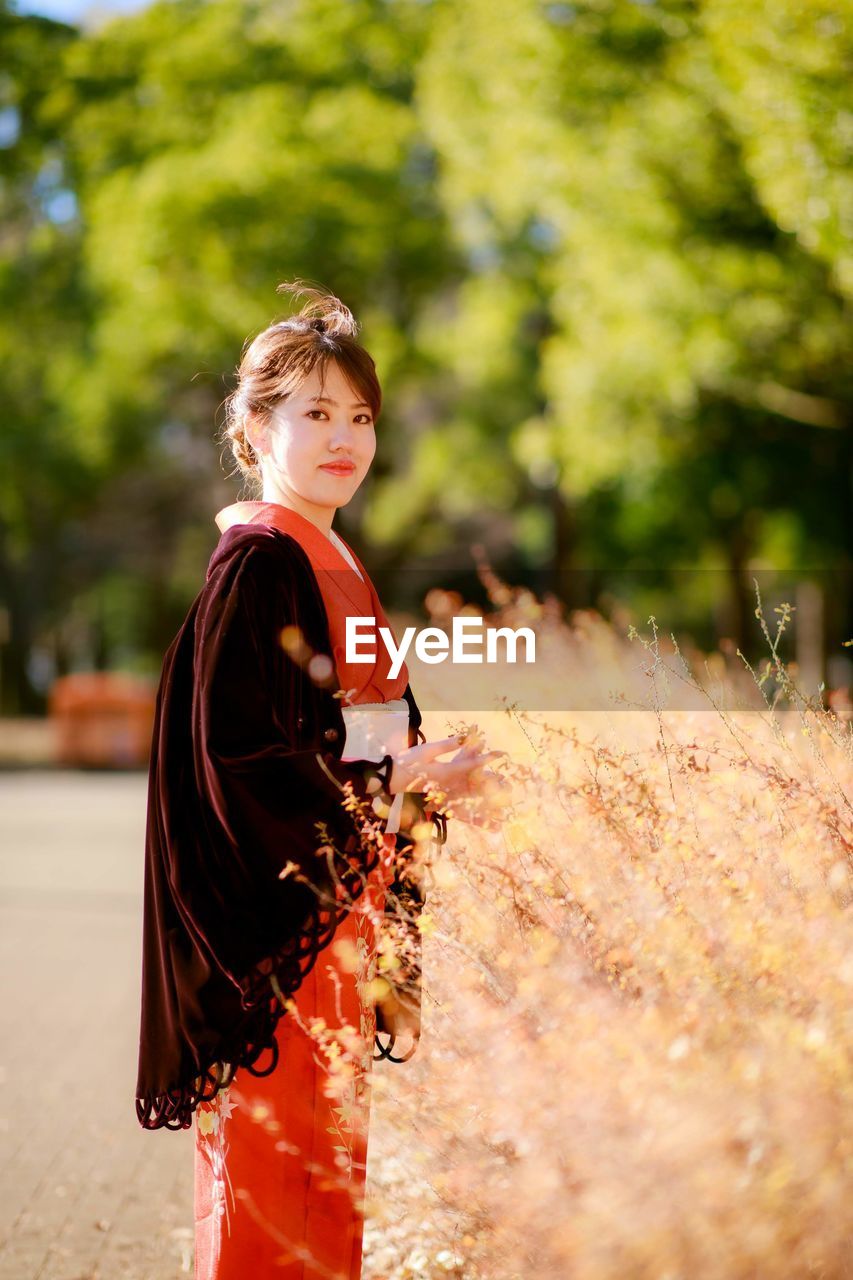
[260,479,336,539]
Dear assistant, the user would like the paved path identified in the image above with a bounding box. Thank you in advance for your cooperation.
[0,747,466,1280]
[0,771,194,1279]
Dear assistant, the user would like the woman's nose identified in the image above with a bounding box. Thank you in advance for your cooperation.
[329,419,356,448]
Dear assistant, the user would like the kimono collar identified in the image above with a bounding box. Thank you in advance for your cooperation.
[214,500,408,705]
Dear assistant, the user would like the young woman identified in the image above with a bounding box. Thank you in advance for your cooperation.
[135,282,500,1279]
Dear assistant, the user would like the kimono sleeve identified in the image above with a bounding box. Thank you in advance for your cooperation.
[186,541,392,1007]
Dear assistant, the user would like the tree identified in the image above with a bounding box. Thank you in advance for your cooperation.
[414,0,851,651]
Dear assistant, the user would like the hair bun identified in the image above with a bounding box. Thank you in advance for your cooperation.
[275,280,358,339]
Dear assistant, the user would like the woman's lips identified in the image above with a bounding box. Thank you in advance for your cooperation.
[319,462,356,476]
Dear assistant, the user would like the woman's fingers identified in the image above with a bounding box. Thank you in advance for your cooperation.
[423,753,505,795]
[449,748,507,774]
[415,735,467,759]
[394,738,509,800]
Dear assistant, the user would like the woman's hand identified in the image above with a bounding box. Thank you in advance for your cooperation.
[387,733,508,823]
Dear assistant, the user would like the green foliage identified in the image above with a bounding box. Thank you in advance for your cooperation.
[0,0,849,709]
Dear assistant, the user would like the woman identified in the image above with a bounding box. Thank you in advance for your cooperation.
[135,282,500,1279]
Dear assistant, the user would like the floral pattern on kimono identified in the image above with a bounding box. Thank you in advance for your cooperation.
[320,889,383,1183]
[195,1084,239,1262]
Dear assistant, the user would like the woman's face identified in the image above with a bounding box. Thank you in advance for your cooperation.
[248,359,377,518]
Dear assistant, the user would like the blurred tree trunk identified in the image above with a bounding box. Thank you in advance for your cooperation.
[841,420,853,651]
[552,483,577,610]
[0,543,39,715]
[726,523,753,657]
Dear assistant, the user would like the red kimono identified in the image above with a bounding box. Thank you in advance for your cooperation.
[135,501,441,1279]
[193,819,394,1277]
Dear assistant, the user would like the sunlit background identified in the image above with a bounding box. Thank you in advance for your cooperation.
[1,0,851,730]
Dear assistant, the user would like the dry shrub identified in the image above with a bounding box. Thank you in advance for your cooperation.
[364,584,853,1280]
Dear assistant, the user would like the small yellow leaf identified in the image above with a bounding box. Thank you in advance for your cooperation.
[366,976,392,1003]
[416,913,436,936]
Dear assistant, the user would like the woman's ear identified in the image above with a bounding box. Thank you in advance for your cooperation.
[244,411,270,458]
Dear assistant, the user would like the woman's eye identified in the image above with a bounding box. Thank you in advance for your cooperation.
[306,410,373,424]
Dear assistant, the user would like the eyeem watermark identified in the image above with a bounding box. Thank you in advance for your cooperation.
[346,616,536,680]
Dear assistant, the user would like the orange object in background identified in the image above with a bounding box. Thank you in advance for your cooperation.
[48,672,156,768]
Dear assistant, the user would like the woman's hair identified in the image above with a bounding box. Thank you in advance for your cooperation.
[219,280,382,488]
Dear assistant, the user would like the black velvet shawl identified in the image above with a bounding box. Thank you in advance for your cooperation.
[135,523,443,1131]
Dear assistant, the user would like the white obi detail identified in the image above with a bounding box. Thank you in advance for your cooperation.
[340,697,410,834]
